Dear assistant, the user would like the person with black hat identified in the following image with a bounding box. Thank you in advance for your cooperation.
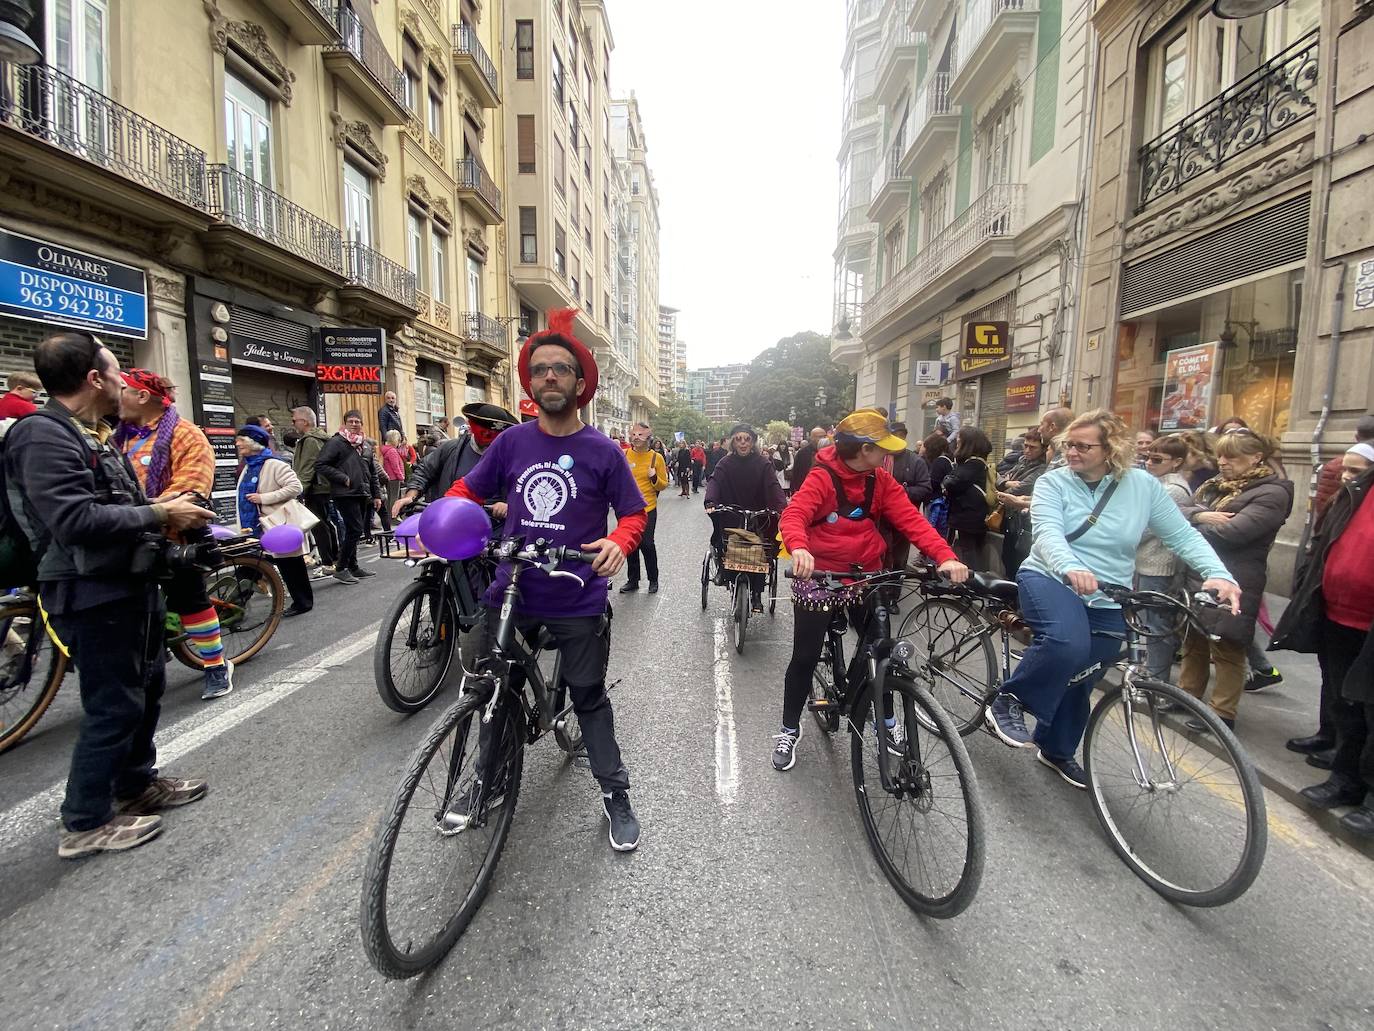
[704,423,787,612]
[444,309,648,852]
[391,401,518,518]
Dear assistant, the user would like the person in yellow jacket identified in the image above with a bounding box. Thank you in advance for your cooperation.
[621,420,669,593]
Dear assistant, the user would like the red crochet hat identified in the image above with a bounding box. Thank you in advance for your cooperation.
[518,308,598,409]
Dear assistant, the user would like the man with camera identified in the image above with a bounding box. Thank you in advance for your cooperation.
[4,332,215,859]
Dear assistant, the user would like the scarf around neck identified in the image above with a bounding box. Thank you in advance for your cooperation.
[114,405,180,498]
[339,427,365,448]
[238,448,275,534]
[1196,465,1273,511]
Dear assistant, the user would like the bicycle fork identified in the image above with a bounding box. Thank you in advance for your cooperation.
[1119,674,1183,793]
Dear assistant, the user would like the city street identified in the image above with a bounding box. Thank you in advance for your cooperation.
[1,500,1372,1031]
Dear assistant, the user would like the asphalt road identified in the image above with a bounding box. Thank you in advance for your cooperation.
[2,495,1373,1030]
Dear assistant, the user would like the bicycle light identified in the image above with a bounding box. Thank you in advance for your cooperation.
[892,640,915,664]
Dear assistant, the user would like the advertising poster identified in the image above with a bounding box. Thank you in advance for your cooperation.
[1159,342,1218,431]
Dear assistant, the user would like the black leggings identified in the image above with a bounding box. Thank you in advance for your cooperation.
[783,603,860,730]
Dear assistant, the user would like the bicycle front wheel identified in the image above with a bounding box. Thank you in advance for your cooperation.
[171,555,284,668]
[360,686,526,979]
[897,598,997,736]
[373,580,458,713]
[850,672,985,918]
[1084,680,1267,907]
[699,550,711,611]
[0,602,69,754]
[730,576,749,654]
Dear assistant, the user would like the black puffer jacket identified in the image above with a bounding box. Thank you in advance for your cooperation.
[315,432,380,500]
[1180,473,1294,643]
[942,456,991,532]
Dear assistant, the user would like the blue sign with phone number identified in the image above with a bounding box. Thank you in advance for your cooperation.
[0,228,147,339]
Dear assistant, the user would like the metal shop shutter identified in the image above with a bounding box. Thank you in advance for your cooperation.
[978,368,1010,455]
[231,366,312,429]
[1119,194,1310,317]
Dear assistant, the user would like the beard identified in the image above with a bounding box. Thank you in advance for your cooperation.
[536,383,574,413]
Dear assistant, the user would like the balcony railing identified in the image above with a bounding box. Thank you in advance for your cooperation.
[455,156,502,215]
[870,137,909,200]
[907,72,951,146]
[457,310,507,350]
[955,0,1038,77]
[207,165,343,273]
[327,6,407,111]
[1137,32,1319,210]
[865,183,1024,326]
[877,2,916,79]
[0,61,208,209]
[343,240,417,308]
[451,24,500,102]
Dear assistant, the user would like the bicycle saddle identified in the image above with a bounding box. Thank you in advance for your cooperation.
[970,572,1019,605]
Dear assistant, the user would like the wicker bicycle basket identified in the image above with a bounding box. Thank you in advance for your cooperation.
[722,528,769,574]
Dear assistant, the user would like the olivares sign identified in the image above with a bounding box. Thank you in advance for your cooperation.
[318,328,386,395]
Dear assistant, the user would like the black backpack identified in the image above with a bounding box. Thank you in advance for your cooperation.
[811,465,877,526]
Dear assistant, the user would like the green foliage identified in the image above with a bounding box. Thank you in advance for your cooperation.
[730,332,856,429]
[650,396,717,444]
[763,420,791,445]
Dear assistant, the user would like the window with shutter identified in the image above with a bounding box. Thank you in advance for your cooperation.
[519,207,537,263]
[518,115,535,173]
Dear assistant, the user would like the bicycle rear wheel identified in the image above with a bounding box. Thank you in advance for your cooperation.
[360,686,526,978]
[850,671,985,918]
[730,576,749,654]
[373,580,458,713]
[1084,680,1266,907]
[170,555,284,668]
[0,602,69,754]
[898,598,997,736]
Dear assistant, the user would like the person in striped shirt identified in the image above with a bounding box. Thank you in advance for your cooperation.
[115,369,233,701]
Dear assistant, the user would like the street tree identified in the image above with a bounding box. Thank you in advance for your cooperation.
[763,419,791,445]
[731,332,855,428]
[651,396,716,444]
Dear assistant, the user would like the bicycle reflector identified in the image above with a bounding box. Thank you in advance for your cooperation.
[417,498,492,560]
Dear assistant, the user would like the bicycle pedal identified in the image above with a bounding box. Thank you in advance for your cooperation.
[807,699,833,711]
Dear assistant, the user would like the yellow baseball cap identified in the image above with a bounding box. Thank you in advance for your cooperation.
[835,408,906,452]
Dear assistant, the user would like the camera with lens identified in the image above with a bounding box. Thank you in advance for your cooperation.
[128,493,222,579]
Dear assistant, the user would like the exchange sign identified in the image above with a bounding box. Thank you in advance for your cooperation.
[319,328,386,395]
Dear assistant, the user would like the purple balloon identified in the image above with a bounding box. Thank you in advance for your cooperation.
[259,523,305,556]
[418,498,491,560]
[393,513,422,539]
[209,523,236,541]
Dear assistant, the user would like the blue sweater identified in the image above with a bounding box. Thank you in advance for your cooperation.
[1023,467,1235,607]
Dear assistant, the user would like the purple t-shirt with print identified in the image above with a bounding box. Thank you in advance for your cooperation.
[461,421,646,617]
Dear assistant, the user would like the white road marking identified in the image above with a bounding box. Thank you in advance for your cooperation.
[0,622,379,851]
[711,617,739,805]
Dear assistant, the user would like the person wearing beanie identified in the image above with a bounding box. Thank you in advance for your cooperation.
[314,409,381,584]
[234,424,314,618]
[115,368,233,701]
[703,422,786,613]
[445,308,647,852]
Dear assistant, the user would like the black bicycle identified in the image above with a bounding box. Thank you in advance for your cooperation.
[900,572,1267,907]
[791,565,985,919]
[700,505,778,654]
[360,536,601,979]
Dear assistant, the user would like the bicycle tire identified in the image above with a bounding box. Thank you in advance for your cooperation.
[170,555,284,669]
[768,559,778,617]
[898,598,997,736]
[810,661,840,735]
[1084,679,1267,907]
[699,551,711,611]
[360,687,526,979]
[730,576,749,654]
[374,580,459,714]
[0,603,69,755]
[850,671,986,919]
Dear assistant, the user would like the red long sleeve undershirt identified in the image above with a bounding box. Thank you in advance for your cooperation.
[445,477,647,554]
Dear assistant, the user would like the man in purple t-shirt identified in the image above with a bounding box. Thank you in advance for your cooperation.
[446,309,647,851]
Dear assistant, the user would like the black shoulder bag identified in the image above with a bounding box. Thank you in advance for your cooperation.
[1064,478,1120,543]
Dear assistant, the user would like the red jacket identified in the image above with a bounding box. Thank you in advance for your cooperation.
[0,391,36,420]
[780,447,955,572]
[690,446,706,464]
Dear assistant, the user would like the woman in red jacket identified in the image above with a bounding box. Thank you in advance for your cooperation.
[773,408,968,771]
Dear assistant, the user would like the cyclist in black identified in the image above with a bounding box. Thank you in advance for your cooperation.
[704,424,787,612]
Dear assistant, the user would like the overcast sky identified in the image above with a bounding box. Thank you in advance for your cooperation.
[608,2,844,370]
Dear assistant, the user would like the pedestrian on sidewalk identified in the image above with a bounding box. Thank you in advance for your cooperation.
[1133,434,1192,681]
[1273,446,1374,834]
[378,391,403,440]
[234,425,315,617]
[314,410,381,585]
[691,440,707,493]
[1312,415,1374,525]
[290,406,339,574]
[995,428,1048,578]
[620,421,668,594]
[1175,429,1293,731]
[380,430,407,516]
[933,397,961,438]
[0,370,40,420]
[674,440,693,497]
[942,426,993,570]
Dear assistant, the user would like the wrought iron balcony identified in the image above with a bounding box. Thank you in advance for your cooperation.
[868,140,911,223]
[261,0,340,44]
[875,2,918,100]
[343,240,417,309]
[324,6,408,124]
[207,165,343,273]
[865,183,1024,327]
[451,24,500,108]
[1137,32,1319,211]
[455,156,502,223]
[951,0,1038,103]
[457,310,508,352]
[0,60,208,210]
[900,71,957,173]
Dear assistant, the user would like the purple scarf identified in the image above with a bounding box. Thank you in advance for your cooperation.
[114,404,180,498]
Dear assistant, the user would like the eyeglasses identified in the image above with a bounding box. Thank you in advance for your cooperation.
[1222,426,1255,436]
[1064,441,1104,453]
[1145,453,1174,463]
[530,362,577,379]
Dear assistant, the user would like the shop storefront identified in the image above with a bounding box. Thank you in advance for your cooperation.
[1111,267,1301,438]
[414,357,448,436]
[953,293,1016,451]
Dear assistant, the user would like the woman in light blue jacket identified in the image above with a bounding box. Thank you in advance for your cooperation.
[984,409,1242,788]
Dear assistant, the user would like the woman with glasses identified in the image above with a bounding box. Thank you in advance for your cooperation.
[1175,429,1294,730]
[984,410,1241,788]
[704,424,786,613]
[1134,434,1193,682]
[995,429,1048,578]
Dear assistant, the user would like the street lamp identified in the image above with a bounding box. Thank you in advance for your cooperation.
[788,405,796,424]
[815,387,827,411]
[833,315,853,344]
[0,1,41,64]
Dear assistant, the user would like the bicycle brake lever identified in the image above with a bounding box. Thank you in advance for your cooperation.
[546,568,587,588]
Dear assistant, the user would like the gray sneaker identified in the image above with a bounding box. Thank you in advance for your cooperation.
[58,813,163,859]
[333,569,360,585]
[986,693,1033,748]
[201,660,234,701]
[771,727,802,772]
[352,566,376,578]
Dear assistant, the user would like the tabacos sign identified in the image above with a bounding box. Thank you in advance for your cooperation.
[319,327,385,395]
[959,320,1010,375]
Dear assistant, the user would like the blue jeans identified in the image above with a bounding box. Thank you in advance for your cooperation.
[1002,570,1127,761]
[1135,573,1179,683]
